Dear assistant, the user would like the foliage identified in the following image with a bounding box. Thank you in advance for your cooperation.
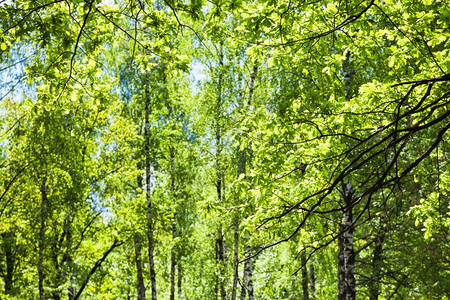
[0,0,449,299]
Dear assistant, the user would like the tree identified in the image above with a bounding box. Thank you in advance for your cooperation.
[1,0,449,298]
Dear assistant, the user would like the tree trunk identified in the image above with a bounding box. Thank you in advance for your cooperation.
[247,64,258,107]
[240,262,246,300]
[239,63,259,300]
[309,261,316,300]
[170,146,177,300]
[232,141,246,300]
[39,177,47,300]
[1,231,15,295]
[170,216,177,300]
[246,246,254,300]
[338,224,345,300]
[65,215,75,300]
[74,240,123,300]
[339,179,356,300]
[51,233,62,300]
[217,228,227,300]
[214,42,227,300]
[240,245,254,300]
[134,233,146,300]
[369,233,384,300]
[338,51,356,300]
[177,262,182,299]
[135,161,146,300]
[145,74,157,300]
[301,252,309,300]
[231,219,239,300]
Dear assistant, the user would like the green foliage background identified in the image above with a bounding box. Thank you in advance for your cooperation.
[0,0,449,299]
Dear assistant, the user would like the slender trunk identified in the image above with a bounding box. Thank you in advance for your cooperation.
[231,219,239,300]
[240,246,254,300]
[216,118,224,300]
[343,191,355,300]
[247,64,258,107]
[369,233,384,300]
[338,52,356,300]
[145,74,157,300]
[232,91,249,299]
[177,262,182,299]
[39,177,47,300]
[239,63,258,300]
[74,239,123,300]
[240,262,246,300]
[217,229,227,300]
[344,224,356,300]
[309,262,316,300]
[170,216,177,300]
[301,252,309,300]
[215,263,219,300]
[134,233,146,300]
[135,161,146,300]
[170,146,176,300]
[339,179,356,300]
[65,216,75,300]
[51,234,62,300]
[338,223,345,300]
[214,42,227,300]
[2,231,15,295]
[245,246,254,300]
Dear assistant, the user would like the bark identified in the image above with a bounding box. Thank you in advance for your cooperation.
[170,146,176,300]
[240,246,254,300]
[240,261,246,300]
[338,225,345,300]
[309,262,316,300]
[231,219,239,300]
[51,233,62,300]
[216,184,226,300]
[217,229,227,300]
[338,179,356,300]
[135,161,146,300]
[338,52,356,300]
[50,213,74,300]
[39,177,47,300]
[65,216,75,300]
[215,269,219,300]
[245,246,254,300]
[301,252,309,300]
[343,186,356,300]
[1,231,15,295]
[134,233,146,300]
[247,64,258,106]
[214,42,227,300]
[145,73,157,300]
[238,64,259,300]
[177,262,182,299]
[170,216,177,300]
[369,233,384,300]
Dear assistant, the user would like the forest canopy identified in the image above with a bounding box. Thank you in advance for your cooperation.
[0,0,449,299]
